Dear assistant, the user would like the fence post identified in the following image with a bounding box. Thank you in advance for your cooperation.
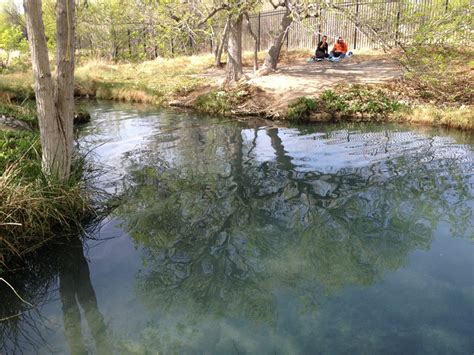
[257,12,261,51]
[353,0,359,50]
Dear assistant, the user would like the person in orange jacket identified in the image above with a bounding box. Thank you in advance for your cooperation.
[330,36,349,58]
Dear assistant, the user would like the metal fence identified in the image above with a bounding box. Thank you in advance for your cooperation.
[241,0,460,52]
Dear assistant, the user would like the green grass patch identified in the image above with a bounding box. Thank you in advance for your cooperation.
[0,121,108,271]
[287,97,318,122]
[0,97,92,127]
[0,130,39,174]
[194,91,231,115]
[194,84,258,116]
[284,86,406,123]
[320,85,406,117]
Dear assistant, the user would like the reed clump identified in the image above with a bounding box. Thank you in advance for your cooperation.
[0,145,104,271]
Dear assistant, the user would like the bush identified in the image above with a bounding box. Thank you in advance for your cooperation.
[394,6,473,106]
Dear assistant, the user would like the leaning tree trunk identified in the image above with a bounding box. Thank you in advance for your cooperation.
[215,17,230,67]
[262,5,292,70]
[225,14,243,85]
[244,13,258,72]
[24,0,75,180]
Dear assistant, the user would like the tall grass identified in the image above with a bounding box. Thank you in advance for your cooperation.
[0,142,110,271]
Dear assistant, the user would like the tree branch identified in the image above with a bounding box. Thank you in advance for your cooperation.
[197,4,230,27]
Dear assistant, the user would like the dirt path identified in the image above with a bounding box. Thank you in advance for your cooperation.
[252,58,399,92]
[198,56,402,111]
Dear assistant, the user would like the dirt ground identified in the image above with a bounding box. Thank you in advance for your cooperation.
[197,55,402,111]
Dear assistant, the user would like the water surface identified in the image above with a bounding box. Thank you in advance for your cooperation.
[1,102,473,354]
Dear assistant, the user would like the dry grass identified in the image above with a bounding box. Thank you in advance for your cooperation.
[74,55,215,104]
[392,105,474,130]
[0,72,34,99]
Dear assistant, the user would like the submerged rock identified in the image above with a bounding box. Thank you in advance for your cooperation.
[74,110,91,125]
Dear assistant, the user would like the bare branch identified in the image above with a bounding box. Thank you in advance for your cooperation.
[197,4,230,27]
[269,0,286,9]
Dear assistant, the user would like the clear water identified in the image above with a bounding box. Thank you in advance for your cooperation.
[1,102,473,354]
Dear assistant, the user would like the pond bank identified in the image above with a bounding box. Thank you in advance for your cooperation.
[169,82,473,130]
[1,51,472,130]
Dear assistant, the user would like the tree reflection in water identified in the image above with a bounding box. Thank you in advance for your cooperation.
[0,237,111,354]
[0,115,472,353]
[115,123,472,349]
[58,237,111,354]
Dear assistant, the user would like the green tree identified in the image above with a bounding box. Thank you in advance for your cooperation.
[0,8,28,69]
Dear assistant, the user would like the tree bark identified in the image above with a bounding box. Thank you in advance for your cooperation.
[55,0,75,180]
[23,0,75,180]
[225,14,243,85]
[262,4,292,70]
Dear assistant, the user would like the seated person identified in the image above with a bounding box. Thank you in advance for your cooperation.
[314,35,329,60]
[330,36,348,58]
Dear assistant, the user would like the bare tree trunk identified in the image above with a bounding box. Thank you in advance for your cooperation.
[215,17,230,67]
[111,27,118,61]
[262,4,292,70]
[23,0,75,180]
[127,29,132,56]
[23,0,60,177]
[225,14,243,85]
[55,0,75,179]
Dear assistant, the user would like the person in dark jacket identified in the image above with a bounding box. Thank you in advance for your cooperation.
[314,35,329,60]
